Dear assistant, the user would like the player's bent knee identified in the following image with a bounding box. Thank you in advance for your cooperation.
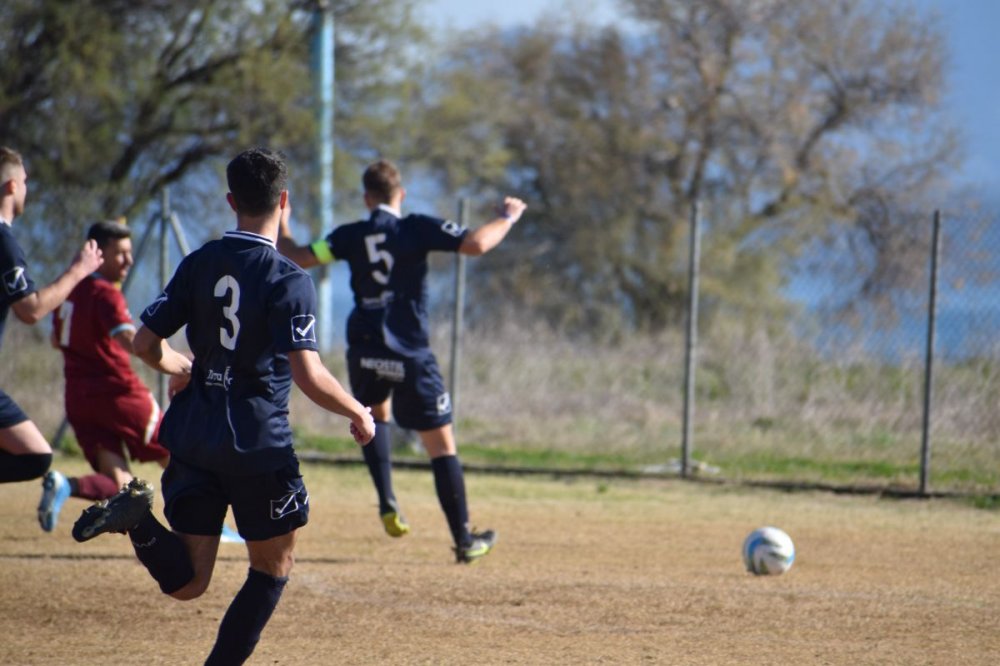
[162,561,209,600]
[167,576,210,601]
[248,550,296,578]
[252,554,295,579]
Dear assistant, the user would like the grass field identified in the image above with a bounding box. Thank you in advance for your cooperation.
[1,455,998,665]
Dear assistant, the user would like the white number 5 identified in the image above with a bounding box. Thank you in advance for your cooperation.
[214,275,241,350]
[364,233,393,285]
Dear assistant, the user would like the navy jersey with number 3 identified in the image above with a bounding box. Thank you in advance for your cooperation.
[324,207,466,354]
[141,231,319,474]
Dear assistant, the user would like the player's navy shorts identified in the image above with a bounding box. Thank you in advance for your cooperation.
[346,345,452,431]
[0,389,29,428]
[161,455,309,542]
[66,389,169,469]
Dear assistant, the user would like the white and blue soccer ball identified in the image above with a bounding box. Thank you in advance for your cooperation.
[742,526,795,575]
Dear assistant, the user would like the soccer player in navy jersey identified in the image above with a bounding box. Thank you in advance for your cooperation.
[0,146,103,486]
[72,148,375,665]
[278,158,526,563]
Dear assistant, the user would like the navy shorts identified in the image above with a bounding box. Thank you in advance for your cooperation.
[0,389,29,428]
[161,455,309,542]
[346,345,452,431]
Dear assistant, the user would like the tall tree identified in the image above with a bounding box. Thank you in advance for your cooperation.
[0,0,424,266]
[412,0,958,333]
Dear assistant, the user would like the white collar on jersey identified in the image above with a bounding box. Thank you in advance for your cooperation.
[224,230,275,247]
[0,216,9,227]
[377,203,402,218]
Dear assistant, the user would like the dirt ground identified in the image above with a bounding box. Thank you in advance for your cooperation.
[1,457,998,665]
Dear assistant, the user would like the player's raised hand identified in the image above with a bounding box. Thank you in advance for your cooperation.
[280,195,292,230]
[74,239,103,274]
[351,407,376,445]
[502,196,527,224]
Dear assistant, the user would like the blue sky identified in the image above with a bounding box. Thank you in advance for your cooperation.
[920,0,1000,190]
[420,0,1000,193]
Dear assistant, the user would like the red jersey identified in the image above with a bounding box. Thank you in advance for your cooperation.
[53,275,147,397]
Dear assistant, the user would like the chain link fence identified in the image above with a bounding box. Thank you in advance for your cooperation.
[3,196,997,497]
[437,204,1000,496]
[669,206,1000,495]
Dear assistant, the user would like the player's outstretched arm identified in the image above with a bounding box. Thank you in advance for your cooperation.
[458,196,527,257]
[276,201,321,269]
[112,328,137,355]
[11,239,103,324]
[288,349,375,444]
[133,325,193,378]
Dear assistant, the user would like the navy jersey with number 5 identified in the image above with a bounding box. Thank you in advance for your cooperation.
[141,231,319,475]
[323,207,466,355]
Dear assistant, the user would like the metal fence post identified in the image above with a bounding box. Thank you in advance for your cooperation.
[919,209,942,496]
[312,3,335,354]
[681,200,702,478]
[449,198,469,430]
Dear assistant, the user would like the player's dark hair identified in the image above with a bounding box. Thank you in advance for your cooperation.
[227,147,288,216]
[87,220,131,247]
[362,159,402,204]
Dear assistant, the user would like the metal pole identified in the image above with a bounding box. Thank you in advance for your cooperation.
[919,210,942,496]
[313,3,335,353]
[681,200,702,478]
[157,189,170,407]
[121,212,160,295]
[449,198,469,428]
[168,213,192,256]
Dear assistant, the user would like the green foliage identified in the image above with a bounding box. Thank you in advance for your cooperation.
[409,0,958,335]
[965,495,1000,511]
[295,430,358,455]
[0,0,427,267]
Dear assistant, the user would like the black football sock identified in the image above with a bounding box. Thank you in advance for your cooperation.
[0,451,51,483]
[204,568,288,666]
[127,511,194,595]
[431,455,470,547]
[362,421,398,514]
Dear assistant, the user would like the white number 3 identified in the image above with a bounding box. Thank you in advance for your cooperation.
[214,275,241,350]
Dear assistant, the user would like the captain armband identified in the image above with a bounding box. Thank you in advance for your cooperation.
[309,240,335,265]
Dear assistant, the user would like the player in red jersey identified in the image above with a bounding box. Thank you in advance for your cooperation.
[37,220,170,532]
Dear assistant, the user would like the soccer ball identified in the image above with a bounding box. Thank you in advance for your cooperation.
[742,526,795,575]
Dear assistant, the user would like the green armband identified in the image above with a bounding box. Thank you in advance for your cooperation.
[309,239,334,265]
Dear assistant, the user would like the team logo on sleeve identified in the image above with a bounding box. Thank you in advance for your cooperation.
[144,293,168,317]
[440,220,464,237]
[3,266,27,295]
[291,314,317,343]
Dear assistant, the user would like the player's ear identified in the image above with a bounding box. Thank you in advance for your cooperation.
[279,190,288,209]
[226,192,238,213]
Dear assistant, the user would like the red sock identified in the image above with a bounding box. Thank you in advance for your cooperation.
[74,474,121,500]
